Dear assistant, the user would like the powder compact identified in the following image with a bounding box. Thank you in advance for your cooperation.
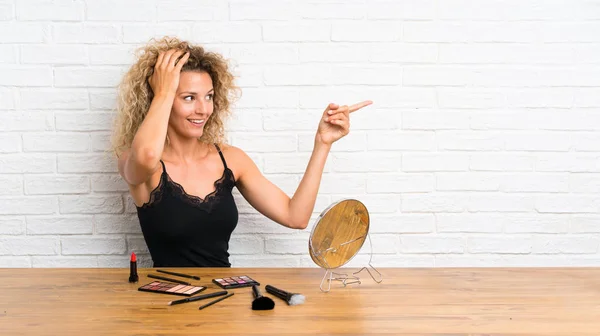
[212,275,260,289]
[138,281,206,296]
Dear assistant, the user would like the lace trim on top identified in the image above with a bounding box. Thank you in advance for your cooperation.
[138,167,235,213]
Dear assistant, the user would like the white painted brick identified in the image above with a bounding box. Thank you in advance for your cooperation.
[229,0,299,20]
[367,0,435,19]
[231,133,296,153]
[91,174,128,192]
[25,175,89,195]
[192,23,261,43]
[91,133,111,152]
[402,110,469,130]
[350,194,400,214]
[571,174,600,193]
[369,43,437,63]
[89,89,116,110]
[364,254,435,267]
[438,88,506,109]
[332,152,401,173]
[438,131,504,151]
[0,134,20,153]
[471,153,535,172]
[59,195,123,214]
[535,153,600,173]
[506,89,574,108]
[0,65,52,86]
[55,112,114,131]
[436,173,500,192]
[95,214,140,234]
[265,236,308,255]
[505,132,572,152]
[230,44,298,64]
[157,0,226,21]
[260,174,299,196]
[318,174,366,194]
[0,2,13,20]
[402,194,467,213]
[468,236,532,254]
[0,257,31,268]
[470,110,540,130]
[571,215,600,233]
[121,24,190,44]
[98,254,152,268]
[262,109,318,131]
[368,132,436,151]
[229,235,263,255]
[403,153,469,172]
[26,215,93,235]
[264,64,331,86]
[400,235,465,254]
[0,154,55,173]
[53,23,120,44]
[0,112,54,131]
[263,22,330,42]
[468,194,535,212]
[235,88,298,108]
[16,0,83,21]
[299,43,368,63]
[61,237,126,255]
[332,65,402,85]
[230,255,300,267]
[57,154,117,173]
[436,213,503,233]
[535,195,600,214]
[20,89,88,109]
[23,133,90,152]
[234,214,294,234]
[86,0,155,21]
[370,214,435,234]
[232,64,263,88]
[0,237,59,255]
[575,88,600,107]
[573,132,600,151]
[0,87,15,109]
[0,197,57,215]
[298,132,367,152]
[532,236,599,254]
[367,173,434,193]
[332,22,400,42]
[263,153,329,174]
[32,256,98,268]
[300,1,367,19]
[89,46,135,65]
[126,237,149,254]
[0,217,25,235]
[349,108,400,131]
[439,44,574,65]
[123,194,138,214]
[501,174,569,193]
[438,0,600,20]
[300,87,435,109]
[21,44,87,65]
[0,23,46,43]
[54,67,125,88]
[503,214,571,234]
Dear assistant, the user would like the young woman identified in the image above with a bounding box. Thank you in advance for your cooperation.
[111,37,371,267]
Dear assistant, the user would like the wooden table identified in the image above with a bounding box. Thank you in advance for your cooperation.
[1,267,600,335]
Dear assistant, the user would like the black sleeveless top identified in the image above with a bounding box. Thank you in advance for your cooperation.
[136,144,238,267]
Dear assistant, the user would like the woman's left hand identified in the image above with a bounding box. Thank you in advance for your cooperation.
[315,100,373,146]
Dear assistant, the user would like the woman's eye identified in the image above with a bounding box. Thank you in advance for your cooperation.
[184,96,194,101]
[205,94,213,101]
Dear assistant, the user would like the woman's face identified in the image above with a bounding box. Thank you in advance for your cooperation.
[168,71,214,140]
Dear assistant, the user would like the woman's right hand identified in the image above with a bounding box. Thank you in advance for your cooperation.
[148,49,190,98]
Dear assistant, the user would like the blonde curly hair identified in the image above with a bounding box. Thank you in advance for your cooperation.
[111,36,240,157]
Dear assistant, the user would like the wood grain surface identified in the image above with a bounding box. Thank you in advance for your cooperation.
[1,267,600,335]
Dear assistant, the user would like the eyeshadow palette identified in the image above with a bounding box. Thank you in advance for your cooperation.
[212,275,260,289]
[138,281,206,297]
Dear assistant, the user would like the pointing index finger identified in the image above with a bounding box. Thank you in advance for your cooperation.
[349,100,373,113]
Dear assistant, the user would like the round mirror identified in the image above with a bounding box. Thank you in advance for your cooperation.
[308,199,370,269]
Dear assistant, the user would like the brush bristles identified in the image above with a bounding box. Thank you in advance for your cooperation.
[288,294,305,306]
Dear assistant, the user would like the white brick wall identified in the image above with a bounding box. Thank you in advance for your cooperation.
[1,0,599,269]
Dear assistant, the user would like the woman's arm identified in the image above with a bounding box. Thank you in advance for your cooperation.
[235,101,372,229]
[119,49,189,186]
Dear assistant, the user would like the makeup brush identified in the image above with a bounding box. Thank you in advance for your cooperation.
[265,284,305,306]
[251,285,274,310]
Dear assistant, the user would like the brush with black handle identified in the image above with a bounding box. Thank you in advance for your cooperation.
[265,284,305,306]
[251,285,275,310]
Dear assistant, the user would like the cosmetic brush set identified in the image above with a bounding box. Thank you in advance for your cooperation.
[128,252,305,310]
